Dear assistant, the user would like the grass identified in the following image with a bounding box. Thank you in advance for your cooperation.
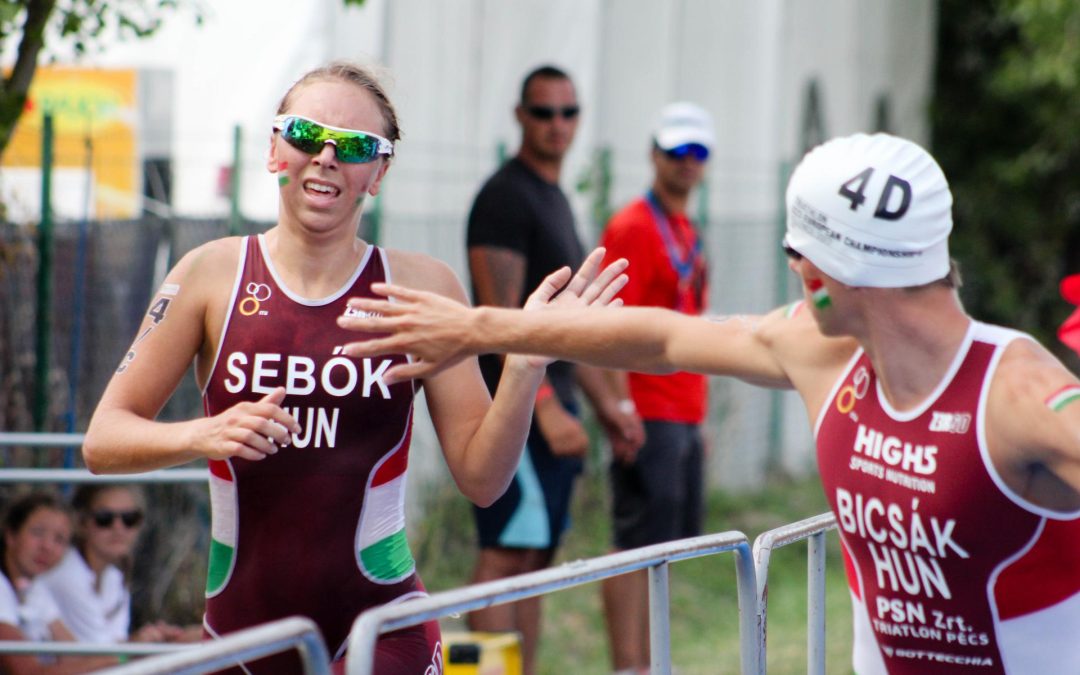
[413,468,854,675]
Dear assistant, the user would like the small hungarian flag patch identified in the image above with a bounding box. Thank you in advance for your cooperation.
[808,279,831,309]
[1045,385,1080,412]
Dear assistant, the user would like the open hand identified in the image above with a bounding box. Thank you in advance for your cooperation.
[521,247,629,367]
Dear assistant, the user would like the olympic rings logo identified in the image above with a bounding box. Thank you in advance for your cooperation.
[836,366,870,414]
[239,282,272,316]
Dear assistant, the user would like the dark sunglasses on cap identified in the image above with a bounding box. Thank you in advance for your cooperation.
[272,114,394,164]
[524,105,580,121]
[663,143,710,162]
[90,509,144,528]
[782,240,803,261]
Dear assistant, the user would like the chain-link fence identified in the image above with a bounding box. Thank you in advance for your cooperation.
[0,216,272,627]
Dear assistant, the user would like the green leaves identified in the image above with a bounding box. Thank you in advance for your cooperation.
[934,0,1080,356]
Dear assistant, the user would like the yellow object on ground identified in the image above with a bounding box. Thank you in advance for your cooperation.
[442,631,522,675]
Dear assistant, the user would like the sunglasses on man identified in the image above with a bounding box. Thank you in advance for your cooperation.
[90,509,144,529]
[524,105,581,121]
[273,115,394,164]
[662,143,710,162]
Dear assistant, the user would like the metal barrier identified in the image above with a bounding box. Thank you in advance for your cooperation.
[0,432,209,483]
[752,512,837,675]
[345,531,759,675]
[0,432,87,448]
[94,616,331,674]
[0,641,190,658]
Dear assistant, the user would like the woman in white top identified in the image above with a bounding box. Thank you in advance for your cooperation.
[38,485,196,644]
[0,492,116,673]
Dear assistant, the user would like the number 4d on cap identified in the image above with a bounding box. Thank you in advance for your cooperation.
[783,132,953,288]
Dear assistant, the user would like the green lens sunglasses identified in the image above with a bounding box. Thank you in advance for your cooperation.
[272,114,394,164]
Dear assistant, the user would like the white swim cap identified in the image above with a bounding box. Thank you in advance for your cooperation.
[784,133,953,288]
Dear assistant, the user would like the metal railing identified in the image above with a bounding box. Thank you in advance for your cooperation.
[752,512,838,675]
[0,432,87,448]
[0,432,209,483]
[94,616,331,674]
[345,531,759,675]
[0,641,190,658]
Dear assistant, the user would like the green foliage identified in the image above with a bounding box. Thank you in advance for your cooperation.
[933,0,1080,355]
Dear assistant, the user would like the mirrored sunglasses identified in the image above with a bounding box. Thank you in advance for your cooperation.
[663,143,710,162]
[91,509,144,528]
[525,105,580,121]
[272,115,394,164]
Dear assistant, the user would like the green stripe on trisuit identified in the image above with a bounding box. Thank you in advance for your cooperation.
[205,538,234,594]
[359,529,414,581]
[1045,385,1080,412]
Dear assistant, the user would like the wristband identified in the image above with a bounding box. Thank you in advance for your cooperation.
[535,383,555,404]
[616,398,636,415]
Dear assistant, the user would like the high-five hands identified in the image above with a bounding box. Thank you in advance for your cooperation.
[520,248,628,368]
[338,248,629,382]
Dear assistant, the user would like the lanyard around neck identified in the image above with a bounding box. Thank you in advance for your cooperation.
[645,190,701,282]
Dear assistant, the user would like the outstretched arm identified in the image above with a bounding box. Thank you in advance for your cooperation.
[339,271,802,389]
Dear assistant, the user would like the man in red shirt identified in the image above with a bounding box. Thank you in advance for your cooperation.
[598,102,714,675]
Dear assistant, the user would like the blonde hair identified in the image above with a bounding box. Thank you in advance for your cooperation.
[276,61,401,143]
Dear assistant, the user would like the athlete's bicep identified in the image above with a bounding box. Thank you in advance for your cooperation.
[97,246,224,419]
[990,341,1080,497]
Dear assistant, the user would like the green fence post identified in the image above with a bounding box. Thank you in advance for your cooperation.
[33,112,55,431]
[229,124,242,235]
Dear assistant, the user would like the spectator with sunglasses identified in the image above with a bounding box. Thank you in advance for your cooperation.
[596,101,714,675]
[38,485,197,645]
[464,64,644,675]
[0,491,118,673]
[82,60,627,674]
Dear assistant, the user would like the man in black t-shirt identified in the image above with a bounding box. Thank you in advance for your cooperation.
[465,64,643,675]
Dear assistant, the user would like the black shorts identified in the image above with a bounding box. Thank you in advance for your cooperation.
[473,417,583,550]
[610,420,704,550]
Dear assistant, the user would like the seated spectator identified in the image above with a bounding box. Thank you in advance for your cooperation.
[38,485,197,644]
[0,491,116,673]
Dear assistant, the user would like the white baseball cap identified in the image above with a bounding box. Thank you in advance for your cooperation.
[784,133,953,288]
[654,102,715,151]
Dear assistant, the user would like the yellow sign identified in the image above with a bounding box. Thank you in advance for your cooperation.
[2,67,139,218]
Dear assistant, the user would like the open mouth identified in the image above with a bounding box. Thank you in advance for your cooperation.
[303,180,341,198]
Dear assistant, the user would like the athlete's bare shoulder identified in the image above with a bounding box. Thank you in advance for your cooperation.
[988,335,1080,504]
[753,301,858,404]
[992,336,1074,409]
[757,301,857,369]
[172,237,244,287]
[162,237,244,340]
[382,248,467,303]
